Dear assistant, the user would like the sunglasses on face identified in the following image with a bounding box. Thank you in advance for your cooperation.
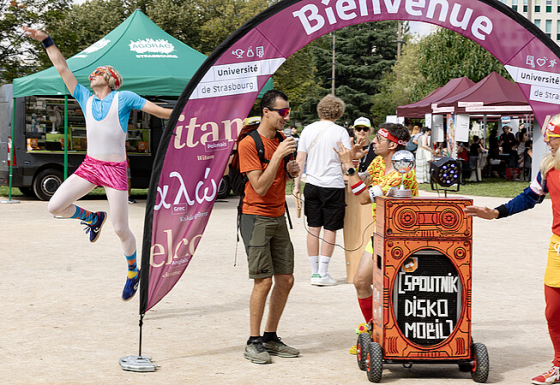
[354,126,369,132]
[375,134,387,142]
[88,68,106,81]
[267,107,291,118]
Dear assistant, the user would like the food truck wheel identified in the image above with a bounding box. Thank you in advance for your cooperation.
[33,169,63,201]
[217,176,231,199]
[357,332,371,371]
[471,342,489,383]
[18,187,37,198]
[366,342,383,383]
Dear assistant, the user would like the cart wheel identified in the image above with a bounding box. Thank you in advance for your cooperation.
[366,342,383,383]
[217,175,231,199]
[471,342,489,383]
[357,333,371,371]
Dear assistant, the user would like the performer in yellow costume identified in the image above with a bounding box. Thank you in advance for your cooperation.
[335,123,418,353]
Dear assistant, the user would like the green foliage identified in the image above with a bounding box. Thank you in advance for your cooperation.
[412,28,510,101]
[146,0,206,53]
[307,21,399,125]
[417,178,528,198]
[0,0,71,83]
[274,45,322,125]
[197,0,272,55]
[371,41,424,125]
[41,0,129,70]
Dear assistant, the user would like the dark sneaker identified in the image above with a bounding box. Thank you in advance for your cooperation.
[122,271,140,301]
[244,338,272,364]
[82,211,107,243]
[263,337,300,358]
[128,198,136,204]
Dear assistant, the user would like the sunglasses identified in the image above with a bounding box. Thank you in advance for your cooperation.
[267,107,291,118]
[89,67,121,88]
[375,134,388,143]
[88,68,106,81]
[354,126,369,132]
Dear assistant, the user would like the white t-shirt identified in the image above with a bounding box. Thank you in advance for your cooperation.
[298,120,351,188]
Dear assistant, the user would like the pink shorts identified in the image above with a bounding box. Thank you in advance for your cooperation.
[74,155,128,191]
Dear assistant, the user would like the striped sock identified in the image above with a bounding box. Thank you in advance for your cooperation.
[126,251,138,279]
[70,206,98,225]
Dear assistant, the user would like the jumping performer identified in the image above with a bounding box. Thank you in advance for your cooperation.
[464,114,560,385]
[23,27,172,301]
[334,122,418,354]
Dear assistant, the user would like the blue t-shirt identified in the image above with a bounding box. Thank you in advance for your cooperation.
[72,84,147,133]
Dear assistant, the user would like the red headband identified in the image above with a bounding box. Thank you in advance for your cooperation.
[104,67,121,89]
[378,128,408,146]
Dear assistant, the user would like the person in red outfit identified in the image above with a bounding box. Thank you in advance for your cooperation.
[464,114,560,385]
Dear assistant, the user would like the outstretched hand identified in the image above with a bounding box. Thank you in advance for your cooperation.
[350,137,368,160]
[22,26,48,42]
[463,205,499,220]
[334,141,353,166]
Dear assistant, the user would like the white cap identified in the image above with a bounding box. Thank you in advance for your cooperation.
[353,117,371,128]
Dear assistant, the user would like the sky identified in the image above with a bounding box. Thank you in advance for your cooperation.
[409,21,436,36]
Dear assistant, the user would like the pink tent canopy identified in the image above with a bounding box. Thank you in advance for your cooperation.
[432,71,532,115]
[397,77,475,118]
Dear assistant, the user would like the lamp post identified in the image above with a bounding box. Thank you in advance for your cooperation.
[331,31,336,95]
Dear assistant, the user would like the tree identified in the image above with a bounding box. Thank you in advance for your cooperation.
[370,41,424,125]
[412,28,510,101]
[196,0,272,55]
[305,21,400,124]
[0,0,71,83]
[274,45,323,126]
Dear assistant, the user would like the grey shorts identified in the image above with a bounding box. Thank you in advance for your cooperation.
[240,214,294,279]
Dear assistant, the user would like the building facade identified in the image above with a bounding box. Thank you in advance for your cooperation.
[498,0,560,44]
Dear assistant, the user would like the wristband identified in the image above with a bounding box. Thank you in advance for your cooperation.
[368,185,384,202]
[42,36,54,49]
[351,181,367,196]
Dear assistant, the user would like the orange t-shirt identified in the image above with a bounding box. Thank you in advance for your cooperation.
[239,132,287,217]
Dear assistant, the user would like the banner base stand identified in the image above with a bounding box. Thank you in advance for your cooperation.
[0,200,20,204]
[119,355,157,372]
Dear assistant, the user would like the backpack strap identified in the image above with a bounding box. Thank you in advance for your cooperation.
[245,129,293,229]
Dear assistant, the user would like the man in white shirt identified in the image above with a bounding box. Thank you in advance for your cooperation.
[294,95,352,286]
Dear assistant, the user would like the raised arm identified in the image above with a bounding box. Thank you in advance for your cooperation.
[23,27,77,95]
[141,100,172,120]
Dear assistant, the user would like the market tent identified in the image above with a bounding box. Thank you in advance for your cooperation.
[13,10,272,97]
[432,71,531,115]
[397,77,475,118]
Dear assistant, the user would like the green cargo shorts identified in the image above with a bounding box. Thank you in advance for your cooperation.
[240,214,294,279]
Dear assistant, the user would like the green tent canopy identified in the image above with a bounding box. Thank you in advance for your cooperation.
[13,10,272,98]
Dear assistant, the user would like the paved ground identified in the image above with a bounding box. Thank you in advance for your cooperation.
[0,189,555,384]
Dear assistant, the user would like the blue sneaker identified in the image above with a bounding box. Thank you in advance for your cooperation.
[82,211,107,243]
[122,271,140,301]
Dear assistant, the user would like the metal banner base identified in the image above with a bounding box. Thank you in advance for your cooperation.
[0,200,20,204]
[119,355,157,372]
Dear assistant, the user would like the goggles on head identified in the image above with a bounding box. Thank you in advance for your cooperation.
[88,66,121,89]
